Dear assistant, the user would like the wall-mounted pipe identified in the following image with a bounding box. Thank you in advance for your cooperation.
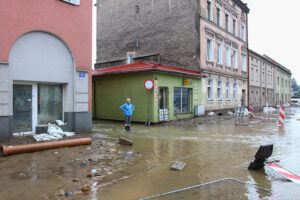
[1,138,92,157]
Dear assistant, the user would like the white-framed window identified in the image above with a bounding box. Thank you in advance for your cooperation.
[207,79,213,101]
[233,83,238,100]
[174,88,192,113]
[242,54,247,72]
[225,12,230,32]
[233,49,238,69]
[216,42,223,64]
[217,81,222,101]
[206,37,214,61]
[241,23,246,41]
[226,46,231,67]
[216,6,222,27]
[207,0,213,21]
[233,17,237,36]
[256,69,259,82]
[226,81,230,100]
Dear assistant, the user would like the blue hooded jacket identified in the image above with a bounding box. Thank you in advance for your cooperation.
[120,103,135,116]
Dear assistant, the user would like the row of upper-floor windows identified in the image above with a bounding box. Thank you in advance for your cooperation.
[250,67,273,86]
[277,77,290,88]
[207,79,239,101]
[206,37,247,71]
[207,0,247,41]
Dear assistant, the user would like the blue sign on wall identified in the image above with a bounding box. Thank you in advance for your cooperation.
[79,72,86,79]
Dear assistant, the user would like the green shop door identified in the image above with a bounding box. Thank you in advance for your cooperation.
[13,85,33,133]
[159,87,169,121]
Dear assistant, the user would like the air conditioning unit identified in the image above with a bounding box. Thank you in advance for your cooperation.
[194,105,205,116]
[62,0,80,6]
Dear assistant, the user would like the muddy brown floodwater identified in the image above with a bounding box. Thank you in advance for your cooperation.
[1,107,300,200]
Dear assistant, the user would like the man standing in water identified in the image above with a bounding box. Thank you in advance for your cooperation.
[120,98,135,131]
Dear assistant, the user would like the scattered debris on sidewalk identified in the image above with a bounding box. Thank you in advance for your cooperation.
[119,137,133,146]
[55,120,66,126]
[227,111,234,115]
[263,107,277,112]
[33,123,75,142]
[208,112,215,116]
[81,184,91,192]
[171,161,186,171]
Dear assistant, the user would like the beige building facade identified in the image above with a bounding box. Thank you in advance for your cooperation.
[249,50,275,109]
[263,55,291,105]
[200,0,249,111]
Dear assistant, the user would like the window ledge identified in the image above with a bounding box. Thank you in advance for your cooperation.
[207,100,214,104]
[216,64,223,68]
[206,60,214,65]
[174,112,193,115]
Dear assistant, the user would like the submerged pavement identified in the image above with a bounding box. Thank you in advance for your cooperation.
[1,107,300,199]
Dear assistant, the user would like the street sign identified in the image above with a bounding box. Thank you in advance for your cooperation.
[79,72,86,79]
[183,79,192,85]
[144,80,154,90]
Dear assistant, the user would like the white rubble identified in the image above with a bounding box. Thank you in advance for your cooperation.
[227,111,233,116]
[33,123,75,142]
[243,108,250,115]
[283,102,290,107]
[208,112,215,116]
[263,107,277,112]
[33,133,58,142]
[55,120,65,126]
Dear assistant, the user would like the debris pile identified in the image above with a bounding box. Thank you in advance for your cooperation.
[208,112,215,116]
[33,123,75,142]
[263,107,277,113]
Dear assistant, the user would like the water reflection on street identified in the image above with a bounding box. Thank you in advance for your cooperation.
[94,107,300,200]
[0,107,300,200]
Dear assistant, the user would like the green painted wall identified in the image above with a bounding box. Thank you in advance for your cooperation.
[153,73,202,122]
[93,72,202,123]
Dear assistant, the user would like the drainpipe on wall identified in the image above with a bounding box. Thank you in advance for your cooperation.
[93,80,96,118]
[246,13,250,108]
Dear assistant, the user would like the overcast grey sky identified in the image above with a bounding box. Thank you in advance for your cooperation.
[92,0,300,83]
[245,0,300,83]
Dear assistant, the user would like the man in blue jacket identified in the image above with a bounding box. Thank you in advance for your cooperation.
[120,98,135,131]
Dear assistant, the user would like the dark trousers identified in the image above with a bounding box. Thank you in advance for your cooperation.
[125,116,131,125]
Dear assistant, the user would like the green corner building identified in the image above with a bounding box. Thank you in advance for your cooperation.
[92,62,205,123]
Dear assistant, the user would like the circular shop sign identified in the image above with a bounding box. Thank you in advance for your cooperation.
[144,79,154,90]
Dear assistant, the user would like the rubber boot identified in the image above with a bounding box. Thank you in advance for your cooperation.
[127,126,131,132]
[125,126,128,131]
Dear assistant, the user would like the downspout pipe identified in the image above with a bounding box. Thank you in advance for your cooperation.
[246,13,250,108]
[1,138,92,157]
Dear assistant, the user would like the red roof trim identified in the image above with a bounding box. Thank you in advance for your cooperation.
[92,62,204,77]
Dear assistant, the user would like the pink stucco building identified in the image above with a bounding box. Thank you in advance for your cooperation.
[0,0,93,139]
[200,0,249,111]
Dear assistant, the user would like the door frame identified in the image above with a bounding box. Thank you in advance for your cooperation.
[158,87,169,121]
[13,82,65,135]
[13,82,38,135]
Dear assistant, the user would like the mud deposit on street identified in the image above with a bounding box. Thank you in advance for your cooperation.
[1,107,300,200]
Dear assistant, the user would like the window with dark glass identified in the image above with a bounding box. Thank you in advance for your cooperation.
[217,8,220,26]
[225,13,229,31]
[174,88,191,113]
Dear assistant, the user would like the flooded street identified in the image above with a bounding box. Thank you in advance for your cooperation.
[1,107,300,199]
